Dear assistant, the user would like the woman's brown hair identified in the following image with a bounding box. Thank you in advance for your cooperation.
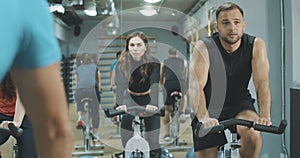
[118,31,153,84]
[1,73,16,101]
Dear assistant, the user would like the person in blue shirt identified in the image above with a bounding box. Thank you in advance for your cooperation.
[110,51,122,107]
[0,1,73,157]
[75,53,102,140]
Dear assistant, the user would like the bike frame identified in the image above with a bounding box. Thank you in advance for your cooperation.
[82,100,92,151]
[170,91,182,147]
[125,115,150,158]
[72,98,104,157]
[104,106,164,158]
[166,91,191,152]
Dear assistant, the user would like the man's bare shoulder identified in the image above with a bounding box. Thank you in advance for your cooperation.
[193,40,209,61]
[252,37,267,58]
[253,37,266,48]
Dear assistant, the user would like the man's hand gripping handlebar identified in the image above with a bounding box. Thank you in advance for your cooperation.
[195,118,287,137]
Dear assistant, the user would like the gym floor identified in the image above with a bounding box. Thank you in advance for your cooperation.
[69,104,194,158]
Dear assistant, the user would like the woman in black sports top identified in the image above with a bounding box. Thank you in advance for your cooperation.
[115,31,161,157]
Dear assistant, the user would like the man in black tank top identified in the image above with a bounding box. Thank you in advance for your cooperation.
[160,48,188,141]
[189,2,272,158]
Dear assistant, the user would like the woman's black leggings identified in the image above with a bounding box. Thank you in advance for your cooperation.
[75,88,101,128]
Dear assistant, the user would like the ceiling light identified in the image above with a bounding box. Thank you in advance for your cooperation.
[84,9,97,16]
[49,3,65,13]
[84,1,97,16]
[139,6,158,16]
[73,0,83,5]
[144,0,161,3]
[62,0,83,7]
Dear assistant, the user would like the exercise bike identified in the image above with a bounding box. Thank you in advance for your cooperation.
[194,118,287,158]
[0,123,23,158]
[105,106,172,158]
[165,91,190,152]
[73,97,104,157]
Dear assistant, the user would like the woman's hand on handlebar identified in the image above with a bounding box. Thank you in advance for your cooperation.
[145,105,158,111]
[116,105,157,111]
[116,105,127,112]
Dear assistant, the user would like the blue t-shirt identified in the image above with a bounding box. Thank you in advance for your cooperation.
[110,60,118,72]
[76,64,98,89]
[110,60,118,85]
[0,0,61,81]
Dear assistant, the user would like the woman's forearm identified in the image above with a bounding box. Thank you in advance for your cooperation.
[13,90,26,127]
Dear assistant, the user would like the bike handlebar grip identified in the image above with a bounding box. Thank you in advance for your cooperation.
[104,108,125,117]
[278,120,288,134]
[144,108,161,116]
[8,123,23,137]
[159,108,165,117]
[195,122,225,137]
[254,120,287,134]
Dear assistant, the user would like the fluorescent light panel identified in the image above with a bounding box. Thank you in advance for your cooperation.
[84,1,97,16]
[144,0,161,3]
[139,8,157,16]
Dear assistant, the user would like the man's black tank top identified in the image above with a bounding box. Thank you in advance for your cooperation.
[204,33,256,109]
[163,57,185,82]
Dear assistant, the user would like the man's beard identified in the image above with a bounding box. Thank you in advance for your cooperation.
[223,35,241,45]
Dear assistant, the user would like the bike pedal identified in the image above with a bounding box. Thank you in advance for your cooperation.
[113,151,124,158]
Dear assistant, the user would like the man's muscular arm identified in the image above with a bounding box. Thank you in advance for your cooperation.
[189,41,218,128]
[252,37,272,126]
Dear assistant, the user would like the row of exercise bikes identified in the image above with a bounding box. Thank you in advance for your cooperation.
[0,91,287,158]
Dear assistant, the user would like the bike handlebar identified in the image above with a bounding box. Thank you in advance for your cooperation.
[254,120,287,134]
[104,108,126,117]
[195,118,287,137]
[0,123,23,138]
[104,106,165,118]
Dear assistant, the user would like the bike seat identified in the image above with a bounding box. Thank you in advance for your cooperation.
[81,97,93,103]
[170,91,182,100]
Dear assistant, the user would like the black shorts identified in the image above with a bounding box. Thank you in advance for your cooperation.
[191,98,256,151]
[163,80,187,105]
[74,88,101,112]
